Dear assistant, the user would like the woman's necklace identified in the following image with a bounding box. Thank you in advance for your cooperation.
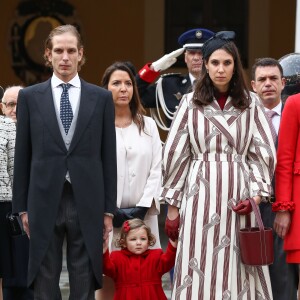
[115,118,132,128]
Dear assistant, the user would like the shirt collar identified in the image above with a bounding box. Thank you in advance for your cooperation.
[265,101,282,116]
[51,73,81,88]
[189,73,196,85]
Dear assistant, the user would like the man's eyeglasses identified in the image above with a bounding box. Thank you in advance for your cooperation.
[2,102,17,109]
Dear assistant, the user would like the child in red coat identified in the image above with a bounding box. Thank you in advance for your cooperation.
[103,218,177,300]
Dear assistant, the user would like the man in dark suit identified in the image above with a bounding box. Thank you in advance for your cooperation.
[251,57,298,300]
[12,24,117,300]
[136,28,214,131]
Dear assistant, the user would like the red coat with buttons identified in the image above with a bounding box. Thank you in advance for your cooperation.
[275,94,300,251]
[103,242,176,300]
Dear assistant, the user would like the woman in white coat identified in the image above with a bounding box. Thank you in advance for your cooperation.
[96,62,162,299]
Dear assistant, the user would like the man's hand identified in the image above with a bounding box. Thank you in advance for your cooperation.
[103,237,109,254]
[103,215,113,241]
[274,211,291,239]
[252,195,262,205]
[21,213,30,238]
[152,48,185,72]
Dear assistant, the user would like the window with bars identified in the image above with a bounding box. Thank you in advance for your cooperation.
[165,0,248,68]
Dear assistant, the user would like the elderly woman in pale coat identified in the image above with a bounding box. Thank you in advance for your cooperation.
[96,62,162,300]
[0,108,16,300]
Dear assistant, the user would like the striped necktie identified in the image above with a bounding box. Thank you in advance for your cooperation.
[265,110,277,142]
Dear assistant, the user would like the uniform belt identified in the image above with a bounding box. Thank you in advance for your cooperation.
[263,196,275,203]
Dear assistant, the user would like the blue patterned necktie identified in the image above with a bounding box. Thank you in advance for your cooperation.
[60,83,73,134]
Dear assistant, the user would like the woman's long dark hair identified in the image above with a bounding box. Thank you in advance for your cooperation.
[101,62,145,134]
[193,41,250,109]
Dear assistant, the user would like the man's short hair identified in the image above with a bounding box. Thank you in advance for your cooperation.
[251,57,283,80]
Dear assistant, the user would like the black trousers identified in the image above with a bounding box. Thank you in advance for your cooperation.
[2,233,33,300]
[3,287,34,300]
[260,202,299,300]
[33,181,95,300]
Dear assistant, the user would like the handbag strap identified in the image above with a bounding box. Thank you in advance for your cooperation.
[245,197,264,231]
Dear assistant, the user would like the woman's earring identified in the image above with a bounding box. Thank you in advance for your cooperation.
[206,69,209,73]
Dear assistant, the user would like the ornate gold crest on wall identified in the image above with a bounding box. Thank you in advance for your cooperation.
[10,0,81,85]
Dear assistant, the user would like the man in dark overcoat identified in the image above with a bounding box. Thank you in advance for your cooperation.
[12,24,117,300]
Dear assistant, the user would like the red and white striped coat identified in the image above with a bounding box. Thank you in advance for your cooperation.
[161,92,276,300]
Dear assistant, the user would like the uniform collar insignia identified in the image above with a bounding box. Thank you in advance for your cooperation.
[174,92,183,100]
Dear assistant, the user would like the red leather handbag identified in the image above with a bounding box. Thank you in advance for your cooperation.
[238,198,274,266]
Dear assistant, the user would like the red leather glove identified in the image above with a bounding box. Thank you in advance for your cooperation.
[165,215,180,241]
[232,199,253,215]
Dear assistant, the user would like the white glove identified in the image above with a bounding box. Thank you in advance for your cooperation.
[152,48,185,72]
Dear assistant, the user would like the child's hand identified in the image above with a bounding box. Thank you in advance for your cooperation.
[103,237,109,254]
[169,239,178,248]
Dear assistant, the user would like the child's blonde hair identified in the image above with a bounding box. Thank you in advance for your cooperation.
[115,218,156,249]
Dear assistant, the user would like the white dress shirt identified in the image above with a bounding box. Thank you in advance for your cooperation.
[189,73,196,88]
[51,73,81,115]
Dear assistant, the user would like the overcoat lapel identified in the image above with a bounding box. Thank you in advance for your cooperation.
[223,97,246,126]
[34,79,66,152]
[199,98,236,148]
[34,79,100,154]
[198,97,246,150]
[68,80,98,153]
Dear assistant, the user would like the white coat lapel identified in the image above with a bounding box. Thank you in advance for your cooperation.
[223,96,247,126]
[199,100,236,148]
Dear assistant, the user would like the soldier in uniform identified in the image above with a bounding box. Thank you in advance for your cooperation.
[136,28,214,131]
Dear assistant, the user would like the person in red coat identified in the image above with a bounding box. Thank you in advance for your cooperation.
[103,219,177,300]
[273,93,300,298]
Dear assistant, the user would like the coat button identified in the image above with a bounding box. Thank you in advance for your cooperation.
[132,173,136,177]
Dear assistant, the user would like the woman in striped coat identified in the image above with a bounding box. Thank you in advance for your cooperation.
[161,31,276,300]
